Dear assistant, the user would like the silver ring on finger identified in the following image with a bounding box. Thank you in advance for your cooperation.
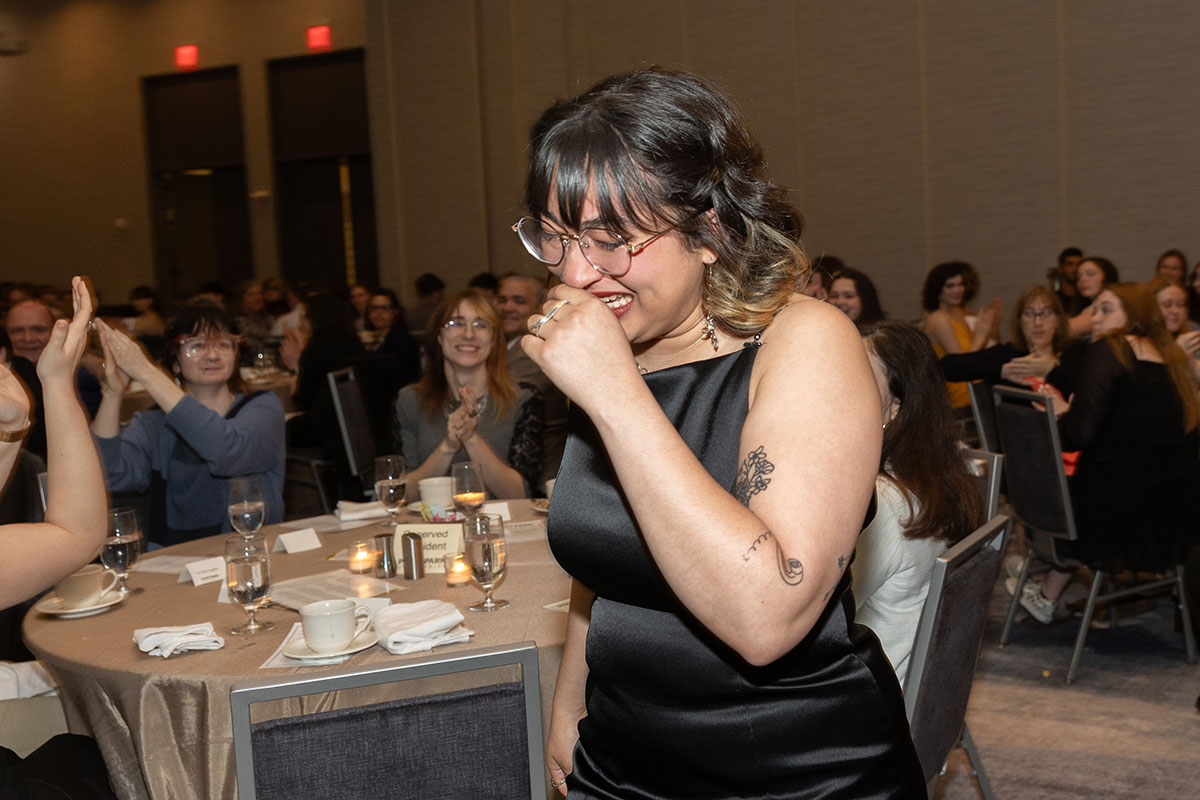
[551,777,567,787]
[529,299,571,335]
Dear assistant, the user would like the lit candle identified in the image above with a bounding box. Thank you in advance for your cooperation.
[444,553,471,587]
[454,491,486,509]
[349,541,375,574]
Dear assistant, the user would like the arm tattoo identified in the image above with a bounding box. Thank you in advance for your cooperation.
[734,445,775,506]
[742,530,805,586]
[837,554,847,572]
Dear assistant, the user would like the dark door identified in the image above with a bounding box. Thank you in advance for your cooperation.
[269,49,377,291]
[143,67,253,305]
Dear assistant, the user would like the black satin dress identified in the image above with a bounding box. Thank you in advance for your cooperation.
[548,343,925,799]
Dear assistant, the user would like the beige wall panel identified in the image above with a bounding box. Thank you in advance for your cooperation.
[565,0,688,88]
[795,1,926,321]
[389,1,490,287]
[923,1,1061,313]
[1064,1,1200,278]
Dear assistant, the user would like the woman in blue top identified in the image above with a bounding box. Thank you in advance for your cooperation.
[93,304,286,545]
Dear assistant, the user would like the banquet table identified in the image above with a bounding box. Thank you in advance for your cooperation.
[24,500,569,800]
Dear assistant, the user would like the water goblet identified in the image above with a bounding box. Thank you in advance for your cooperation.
[225,532,274,634]
[374,455,407,528]
[452,461,487,520]
[228,475,266,537]
[464,513,508,612]
[102,508,143,596]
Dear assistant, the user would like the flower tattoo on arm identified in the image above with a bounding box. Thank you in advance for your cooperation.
[734,445,774,506]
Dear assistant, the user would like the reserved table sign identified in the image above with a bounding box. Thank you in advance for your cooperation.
[396,523,463,574]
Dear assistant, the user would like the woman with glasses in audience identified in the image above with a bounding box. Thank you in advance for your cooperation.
[364,288,422,388]
[1018,283,1200,623]
[856,321,984,687]
[393,290,542,499]
[516,68,922,798]
[92,305,285,545]
[940,285,1070,387]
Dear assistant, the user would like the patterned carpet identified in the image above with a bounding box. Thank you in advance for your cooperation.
[934,573,1200,799]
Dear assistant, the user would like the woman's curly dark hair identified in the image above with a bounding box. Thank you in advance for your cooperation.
[920,261,979,313]
[524,67,804,338]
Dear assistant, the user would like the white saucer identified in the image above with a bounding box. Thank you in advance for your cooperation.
[283,630,378,661]
[530,499,550,514]
[35,590,126,619]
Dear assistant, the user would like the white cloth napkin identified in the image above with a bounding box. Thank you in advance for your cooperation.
[0,661,58,699]
[133,623,225,658]
[335,500,390,521]
[373,600,473,655]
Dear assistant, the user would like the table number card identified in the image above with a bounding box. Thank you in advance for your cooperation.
[182,557,225,586]
[272,528,322,554]
[396,523,463,574]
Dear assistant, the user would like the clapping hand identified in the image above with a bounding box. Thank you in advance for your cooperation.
[37,276,95,390]
[95,318,158,391]
[444,386,480,450]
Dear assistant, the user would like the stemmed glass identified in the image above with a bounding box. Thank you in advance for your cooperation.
[464,513,508,612]
[452,461,486,520]
[225,532,274,634]
[102,508,143,596]
[374,455,407,528]
[228,476,266,537]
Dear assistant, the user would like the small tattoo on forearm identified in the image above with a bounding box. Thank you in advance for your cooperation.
[734,445,774,506]
[837,554,847,572]
[742,530,804,586]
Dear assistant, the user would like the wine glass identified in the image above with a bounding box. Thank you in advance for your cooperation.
[452,461,487,520]
[102,508,143,596]
[374,455,407,527]
[464,513,508,612]
[228,476,266,537]
[225,533,274,634]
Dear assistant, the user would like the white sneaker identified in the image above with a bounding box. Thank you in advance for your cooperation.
[1018,580,1058,624]
[1004,555,1027,582]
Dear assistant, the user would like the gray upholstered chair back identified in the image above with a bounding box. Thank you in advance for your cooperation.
[904,514,1010,783]
[230,642,544,800]
[968,381,1000,453]
[327,367,376,480]
[991,386,1076,540]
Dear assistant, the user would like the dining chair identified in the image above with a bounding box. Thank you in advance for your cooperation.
[991,385,1196,682]
[967,381,1000,453]
[905,513,1010,800]
[230,641,545,800]
[327,367,377,498]
[963,448,1003,521]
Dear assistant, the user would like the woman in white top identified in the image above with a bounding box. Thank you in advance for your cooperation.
[854,321,985,687]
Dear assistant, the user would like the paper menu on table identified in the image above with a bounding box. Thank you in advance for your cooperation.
[269,570,402,610]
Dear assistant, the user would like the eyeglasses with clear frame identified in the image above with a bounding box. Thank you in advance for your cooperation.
[179,337,239,358]
[443,318,493,334]
[1021,308,1055,321]
[512,217,674,278]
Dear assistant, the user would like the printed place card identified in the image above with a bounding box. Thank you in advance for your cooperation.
[272,528,322,554]
[183,557,226,586]
[395,522,464,574]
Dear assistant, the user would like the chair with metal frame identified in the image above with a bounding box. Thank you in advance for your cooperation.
[968,381,1000,454]
[230,642,545,800]
[328,366,377,499]
[963,448,1002,521]
[992,385,1196,682]
[905,513,1010,800]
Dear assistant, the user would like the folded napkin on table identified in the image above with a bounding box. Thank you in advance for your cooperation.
[133,623,225,658]
[0,661,58,699]
[373,600,473,655]
[335,500,390,521]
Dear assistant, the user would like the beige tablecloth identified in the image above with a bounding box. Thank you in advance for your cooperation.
[24,501,569,800]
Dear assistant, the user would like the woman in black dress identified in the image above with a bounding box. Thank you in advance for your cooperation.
[515,68,923,798]
[1020,283,1200,622]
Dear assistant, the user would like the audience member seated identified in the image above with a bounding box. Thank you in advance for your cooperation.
[261,277,290,322]
[798,254,841,300]
[0,277,117,800]
[495,273,566,491]
[393,290,542,499]
[1050,246,1088,316]
[854,321,984,686]
[1187,262,1200,327]
[6,299,101,420]
[468,272,499,299]
[940,285,1068,387]
[828,267,886,330]
[920,261,1001,411]
[127,285,166,338]
[231,280,272,362]
[406,272,445,336]
[1017,283,1200,623]
[93,305,285,545]
[1065,256,1118,339]
[348,284,371,334]
[364,288,422,387]
[1149,276,1200,385]
[1154,248,1187,285]
[269,282,310,338]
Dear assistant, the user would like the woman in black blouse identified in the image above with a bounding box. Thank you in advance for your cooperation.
[940,285,1069,387]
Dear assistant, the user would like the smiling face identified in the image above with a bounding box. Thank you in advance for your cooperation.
[1090,289,1128,339]
[828,277,862,321]
[939,274,966,309]
[1076,260,1107,299]
[1157,255,1186,285]
[5,302,54,363]
[175,328,238,389]
[438,299,495,370]
[495,277,540,340]
[367,294,397,331]
[1155,284,1188,334]
[541,188,711,346]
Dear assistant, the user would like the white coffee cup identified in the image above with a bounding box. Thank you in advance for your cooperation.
[418,477,454,508]
[55,564,119,608]
[299,599,372,654]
